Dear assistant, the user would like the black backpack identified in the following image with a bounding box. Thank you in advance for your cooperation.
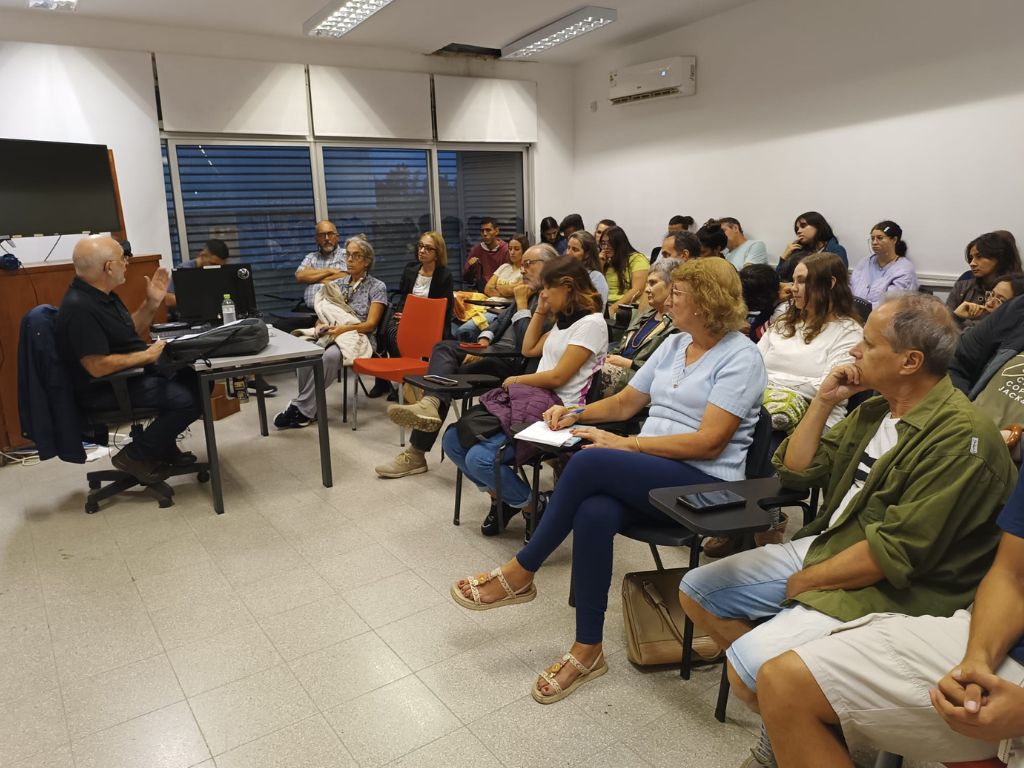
[160,318,270,366]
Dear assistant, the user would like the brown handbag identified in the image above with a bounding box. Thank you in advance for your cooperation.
[621,567,689,666]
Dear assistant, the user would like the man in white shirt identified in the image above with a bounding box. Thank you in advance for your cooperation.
[295,220,347,308]
[721,217,770,270]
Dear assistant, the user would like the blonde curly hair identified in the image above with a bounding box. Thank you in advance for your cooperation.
[670,258,748,335]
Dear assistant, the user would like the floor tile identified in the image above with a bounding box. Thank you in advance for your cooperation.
[340,571,444,629]
[0,688,68,765]
[10,743,75,768]
[0,620,59,706]
[62,653,184,739]
[51,606,164,683]
[417,642,539,723]
[238,566,336,619]
[71,700,209,768]
[325,675,461,768]
[376,602,490,671]
[166,622,282,697]
[121,531,213,580]
[623,707,762,768]
[259,595,369,661]
[389,727,503,768]
[312,543,405,592]
[188,664,316,756]
[576,742,654,767]
[468,695,616,768]
[212,714,355,768]
[289,630,409,710]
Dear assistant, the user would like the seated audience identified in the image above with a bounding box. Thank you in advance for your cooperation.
[539,216,566,255]
[696,219,729,259]
[164,238,229,311]
[601,225,650,317]
[462,217,508,291]
[777,211,848,280]
[295,220,347,309]
[720,217,770,269]
[653,231,701,265]
[371,231,455,398]
[740,264,782,342]
[484,234,527,299]
[652,215,696,261]
[594,219,616,242]
[947,231,1022,328]
[375,244,554,478]
[565,230,610,305]
[441,257,607,534]
[559,213,585,240]
[274,235,387,428]
[56,236,200,482]
[850,220,919,306]
[450,258,766,703]
[758,469,1024,768]
[677,293,1015,767]
[452,233,529,342]
[952,269,1024,326]
[596,258,680,398]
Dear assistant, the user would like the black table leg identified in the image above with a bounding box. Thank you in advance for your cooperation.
[312,359,333,488]
[256,385,268,436]
[199,373,224,514]
[680,535,702,678]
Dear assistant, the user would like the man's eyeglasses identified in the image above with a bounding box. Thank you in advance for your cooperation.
[521,258,542,268]
[316,232,339,239]
[416,243,437,253]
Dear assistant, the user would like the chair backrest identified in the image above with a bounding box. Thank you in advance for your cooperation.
[396,295,447,359]
[745,406,775,479]
[853,296,872,322]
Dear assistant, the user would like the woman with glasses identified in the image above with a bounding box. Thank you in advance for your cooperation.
[367,232,455,399]
[450,258,766,704]
[850,220,918,308]
[952,270,1024,325]
[947,232,1022,328]
[275,235,388,428]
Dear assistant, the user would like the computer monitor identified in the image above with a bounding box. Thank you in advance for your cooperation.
[172,263,258,324]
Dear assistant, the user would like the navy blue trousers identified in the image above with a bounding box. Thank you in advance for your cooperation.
[515,448,719,644]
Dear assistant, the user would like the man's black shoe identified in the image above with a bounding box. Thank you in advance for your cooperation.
[164,448,198,467]
[112,448,169,484]
[247,379,278,396]
[481,500,520,536]
[366,379,393,399]
[273,404,314,429]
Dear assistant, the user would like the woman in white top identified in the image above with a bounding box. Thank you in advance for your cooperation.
[484,233,527,298]
[759,251,863,430]
[442,257,608,533]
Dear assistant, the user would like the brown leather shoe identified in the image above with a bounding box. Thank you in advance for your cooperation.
[112,448,169,484]
[702,535,740,559]
[754,512,789,548]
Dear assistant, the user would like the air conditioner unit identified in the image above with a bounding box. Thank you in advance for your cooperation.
[608,56,696,105]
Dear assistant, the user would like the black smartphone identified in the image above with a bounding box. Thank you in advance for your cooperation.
[676,489,746,513]
[423,374,459,386]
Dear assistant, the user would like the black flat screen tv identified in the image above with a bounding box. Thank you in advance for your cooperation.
[0,138,121,237]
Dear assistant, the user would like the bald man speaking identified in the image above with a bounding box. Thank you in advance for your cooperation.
[56,236,201,483]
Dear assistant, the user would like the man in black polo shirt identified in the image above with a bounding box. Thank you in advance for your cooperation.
[56,236,201,482]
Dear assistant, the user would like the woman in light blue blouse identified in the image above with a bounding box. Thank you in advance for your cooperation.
[450,257,767,704]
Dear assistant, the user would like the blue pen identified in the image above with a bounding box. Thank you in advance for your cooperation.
[570,408,586,415]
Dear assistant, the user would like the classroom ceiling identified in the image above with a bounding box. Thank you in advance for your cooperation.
[2,0,754,62]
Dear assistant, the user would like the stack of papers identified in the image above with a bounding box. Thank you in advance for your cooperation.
[514,421,577,447]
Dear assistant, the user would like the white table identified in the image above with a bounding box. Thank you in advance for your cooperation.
[190,327,332,513]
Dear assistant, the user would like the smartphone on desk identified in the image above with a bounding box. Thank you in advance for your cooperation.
[676,489,746,513]
[422,374,459,386]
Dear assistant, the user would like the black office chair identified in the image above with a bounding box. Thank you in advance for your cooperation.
[18,305,209,514]
[853,296,872,322]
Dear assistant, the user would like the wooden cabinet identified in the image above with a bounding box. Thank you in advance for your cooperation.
[0,255,165,452]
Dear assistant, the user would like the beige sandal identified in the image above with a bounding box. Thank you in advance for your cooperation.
[531,651,607,704]
[450,567,537,611]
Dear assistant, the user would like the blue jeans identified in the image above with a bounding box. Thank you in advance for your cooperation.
[441,428,533,508]
[515,448,719,644]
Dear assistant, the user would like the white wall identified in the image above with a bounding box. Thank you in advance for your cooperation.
[0,42,168,265]
[568,0,1024,280]
[0,9,575,266]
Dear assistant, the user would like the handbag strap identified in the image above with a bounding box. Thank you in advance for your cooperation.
[641,578,685,645]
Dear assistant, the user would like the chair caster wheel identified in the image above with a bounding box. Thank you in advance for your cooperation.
[197,471,210,483]
[85,501,99,514]
[88,479,100,490]
[158,497,174,509]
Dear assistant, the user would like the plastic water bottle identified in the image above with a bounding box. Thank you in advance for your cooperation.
[221,294,236,324]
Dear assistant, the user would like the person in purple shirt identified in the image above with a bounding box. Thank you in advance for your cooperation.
[757,468,1024,768]
[850,220,919,307]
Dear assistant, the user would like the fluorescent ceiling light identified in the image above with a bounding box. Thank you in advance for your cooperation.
[27,0,77,9]
[304,0,394,38]
[501,6,617,59]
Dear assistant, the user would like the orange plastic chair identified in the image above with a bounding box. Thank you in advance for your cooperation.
[351,295,447,444]
[945,761,1006,768]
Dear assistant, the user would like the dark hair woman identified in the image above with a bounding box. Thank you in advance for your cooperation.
[947,231,1023,328]
[696,219,729,258]
[600,225,650,318]
[540,216,566,255]
[565,230,609,306]
[740,263,782,342]
[849,220,918,308]
[778,211,848,280]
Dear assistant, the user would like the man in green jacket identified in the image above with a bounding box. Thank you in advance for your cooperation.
[676,293,1016,768]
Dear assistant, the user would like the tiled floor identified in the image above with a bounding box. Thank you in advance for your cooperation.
[0,374,914,768]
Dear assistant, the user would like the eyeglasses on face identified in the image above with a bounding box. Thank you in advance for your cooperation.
[316,231,339,239]
[416,243,437,253]
[521,258,542,268]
